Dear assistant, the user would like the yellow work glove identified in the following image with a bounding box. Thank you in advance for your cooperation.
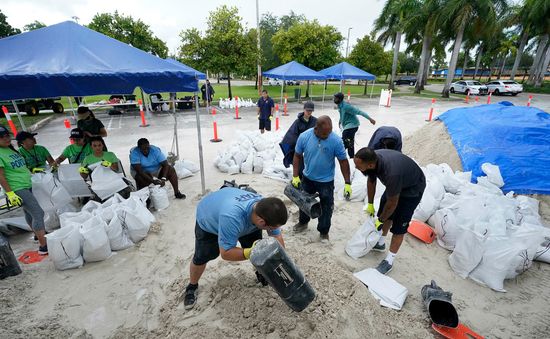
[365,203,375,217]
[344,183,352,200]
[375,218,384,231]
[243,240,260,260]
[291,176,301,188]
[6,191,23,207]
[269,115,274,121]
[31,167,45,174]
[101,160,112,168]
[78,166,89,174]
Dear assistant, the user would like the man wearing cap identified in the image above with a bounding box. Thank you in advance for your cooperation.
[334,92,376,158]
[130,138,186,199]
[279,101,317,177]
[55,128,92,165]
[201,79,215,106]
[16,132,56,172]
[256,90,275,134]
[368,126,403,152]
[77,106,107,139]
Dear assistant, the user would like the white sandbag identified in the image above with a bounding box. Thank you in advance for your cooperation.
[150,185,169,210]
[105,213,134,250]
[59,211,92,229]
[448,227,487,279]
[353,268,409,310]
[429,208,460,250]
[43,208,60,233]
[129,187,150,206]
[81,200,102,214]
[253,156,263,174]
[80,217,112,262]
[101,193,124,208]
[412,193,438,223]
[121,196,156,225]
[227,164,240,175]
[90,165,128,201]
[535,241,550,264]
[425,176,445,202]
[97,205,117,224]
[174,161,193,179]
[56,201,79,215]
[241,153,254,174]
[481,163,504,188]
[345,218,381,259]
[46,226,84,271]
[476,176,504,195]
[115,208,150,243]
[181,159,200,173]
[438,193,460,209]
[0,217,32,232]
[31,172,72,210]
[516,195,541,225]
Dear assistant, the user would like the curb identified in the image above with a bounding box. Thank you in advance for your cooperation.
[27,115,59,132]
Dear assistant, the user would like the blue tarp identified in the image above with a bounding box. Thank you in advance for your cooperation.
[164,58,206,80]
[318,62,375,80]
[263,61,326,80]
[438,103,550,194]
[0,21,200,100]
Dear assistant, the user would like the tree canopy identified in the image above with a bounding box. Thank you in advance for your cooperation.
[348,35,393,76]
[23,21,46,32]
[0,10,21,38]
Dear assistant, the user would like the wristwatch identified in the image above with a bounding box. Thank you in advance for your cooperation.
[161,177,167,181]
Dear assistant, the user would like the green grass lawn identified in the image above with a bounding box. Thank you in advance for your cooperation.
[1,112,56,131]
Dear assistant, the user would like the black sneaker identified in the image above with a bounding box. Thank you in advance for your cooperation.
[293,222,308,233]
[372,243,386,252]
[184,286,197,310]
[38,245,48,255]
[376,259,393,275]
[175,192,186,200]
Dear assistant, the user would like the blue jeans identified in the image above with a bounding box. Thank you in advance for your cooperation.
[298,176,334,235]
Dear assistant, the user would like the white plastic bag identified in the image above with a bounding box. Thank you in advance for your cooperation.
[105,213,134,250]
[46,226,83,271]
[31,172,72,210]
[129,187,150,206]
[59,211,92,228]
[174,161,193,179]
[80,217,112,262]
[448,227,487,279]
[115,208,150,243]
[43,208,60,232]
[481,163,504,188]
[81,200,102,214]
[150,185,169,210]
[429,208,460,250]
[412,193,438,222]
[535,241,550,264]
[345,218,381,259]
[90,165,128,201]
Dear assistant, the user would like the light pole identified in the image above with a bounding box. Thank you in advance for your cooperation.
[345,27,352,58]
[256,0,262,95]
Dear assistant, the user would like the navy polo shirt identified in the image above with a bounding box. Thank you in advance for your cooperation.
[257,96,274,119]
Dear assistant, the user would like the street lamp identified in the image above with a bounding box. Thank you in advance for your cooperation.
[345,27,352,58]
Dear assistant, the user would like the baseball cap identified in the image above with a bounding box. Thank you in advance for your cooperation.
[15,131,37,143]
[304,101,315,111]
[70,128,84,139]
[0,126,10,137]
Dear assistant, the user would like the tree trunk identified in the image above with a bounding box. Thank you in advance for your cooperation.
[498,53,508,79]
[442,20,467,98]
[217,73,220,84]
[414,30,432,94]
[389,31,402,90]
[363,80,368,95]
[305,80,310,98]
[422,48,432,90]
[534,45,550,87]
[254,74,258,90]
[461,48,469,80]
[510,28,529,80]
[473,45,483,79]
[527,34,549,85]
[227,75,233,99]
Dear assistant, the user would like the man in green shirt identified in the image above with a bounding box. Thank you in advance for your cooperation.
[334,92,376,158]
[55,128,92,165]
[16,131,56,172]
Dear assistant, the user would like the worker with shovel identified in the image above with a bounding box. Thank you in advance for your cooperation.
[291,116,351,242]
[183,187,288,310]
[353,147,425,274]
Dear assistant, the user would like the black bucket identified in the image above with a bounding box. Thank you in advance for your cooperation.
[283,184,321,219]
[0,234,22,280]
[250,237,315,312]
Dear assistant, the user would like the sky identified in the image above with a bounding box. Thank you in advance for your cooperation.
[2,0,386,55]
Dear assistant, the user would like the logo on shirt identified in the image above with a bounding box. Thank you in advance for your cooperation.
[9,154,25,169]
[234,193,259,202]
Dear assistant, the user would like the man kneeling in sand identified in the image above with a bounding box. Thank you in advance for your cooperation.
[184,187,288,310]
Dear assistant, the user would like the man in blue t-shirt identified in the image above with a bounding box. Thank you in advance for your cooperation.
[256,89,275,133]
[291,116,352,242]
[184,187,288,310]
[129,138,185,199]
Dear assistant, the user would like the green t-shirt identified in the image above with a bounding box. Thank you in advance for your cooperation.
[81,151,119,167]
[61,143,92,164]
[18,144,51,170]
[0,147,32,191]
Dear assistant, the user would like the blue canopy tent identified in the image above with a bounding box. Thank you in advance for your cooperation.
[165,58,206,80]
[319,62,377,97]
[263,61,327,108]
[0,21,208,192]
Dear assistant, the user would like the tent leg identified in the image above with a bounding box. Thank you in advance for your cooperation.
[173,98,179,159]
[280,83,283,108]
[339,80,342,92]
[67,97,77,123]
[322,86,326,111]
[194,92,206,195]
[370,80,375,98]
[11,101,26,131]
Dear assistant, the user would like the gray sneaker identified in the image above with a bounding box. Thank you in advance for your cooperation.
[293,222,308,233]
[320,233,329,243]
[372,242,386,252]
[376,260,393,275]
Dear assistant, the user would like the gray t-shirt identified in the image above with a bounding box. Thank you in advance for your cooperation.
[367,126,402,152]
[366,149,425,197]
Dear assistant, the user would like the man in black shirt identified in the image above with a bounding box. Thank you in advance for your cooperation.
[354,147,425,274]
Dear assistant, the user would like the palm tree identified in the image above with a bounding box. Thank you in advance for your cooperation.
[374,0,421,90]
[524,0,550,87]
[440,0,508,98]
[508,2,532,80]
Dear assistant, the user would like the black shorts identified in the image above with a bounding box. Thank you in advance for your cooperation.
[377,192,423,235]
[259,118,271,131]
[192,222,263,265]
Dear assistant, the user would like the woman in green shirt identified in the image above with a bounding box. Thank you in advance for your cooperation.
[55,128,92,165]
[0,126,47,254]
[16,131,56,172]
[79,136,119,179]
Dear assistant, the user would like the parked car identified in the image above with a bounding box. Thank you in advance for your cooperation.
[267,78,300,86]
[394,76,417,86]
[218,76,232,81]
[0,98,64,116]
[485,80,523,96]
[449,80,488,95]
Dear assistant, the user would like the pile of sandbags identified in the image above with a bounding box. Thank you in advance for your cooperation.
[174,159,199,179]
[214,130,292,181]
[46,188,156,271]
[218,98,255,109]
[411,163,550,292]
